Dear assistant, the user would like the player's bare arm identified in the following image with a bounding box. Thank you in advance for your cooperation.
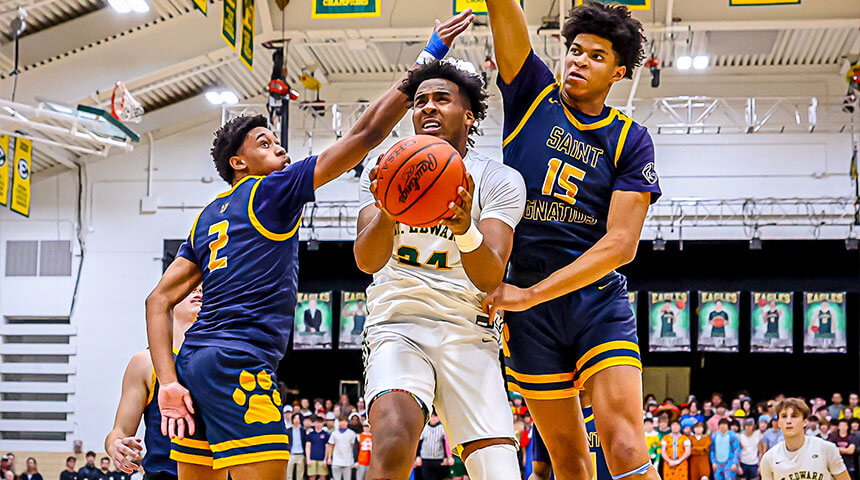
[484,0,533,83]
[314,10,474,190]
[439,173,514,292]
[105,351,150,473]
[483,190,649,317]
[834,470,852,480]
[145,256,201,439]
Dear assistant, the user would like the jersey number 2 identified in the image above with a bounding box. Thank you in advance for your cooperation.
[208,220,229,272]
[542,158,586,205]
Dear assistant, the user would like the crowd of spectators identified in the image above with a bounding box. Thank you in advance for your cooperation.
[639,392,860,480]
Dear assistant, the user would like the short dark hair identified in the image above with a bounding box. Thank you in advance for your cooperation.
[100,457,109,463]
[561,2,645,79]
[398,60,489,148]
[643,417,653,423]
[211,115,268,184]
[838,419,850,426]
[86,451,96,458]
[718,418,731,426]
[670,420,680,426]
[312,415,323,423]
[66,457,76,463]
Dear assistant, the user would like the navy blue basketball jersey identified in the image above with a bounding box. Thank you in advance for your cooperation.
[142,350,178,476]
[531,406,610,480]
[177,157,316,367]
[498,52,662,278]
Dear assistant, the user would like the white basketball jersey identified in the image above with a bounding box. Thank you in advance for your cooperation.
[358,149,526,328]
[761,436,847,480]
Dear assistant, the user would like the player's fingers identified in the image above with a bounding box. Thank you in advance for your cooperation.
[370,179,378,197]
[465,172,475,195]
[167,417,176,439]
[161,414,168,436]
[177,418,186,440]
[183,392,195,414]
[450,15,474,36]
[456,186,472,205]
[447,201,466,219]
[369,166,378,181]
[481,294,493,313]
[186,414,196,436]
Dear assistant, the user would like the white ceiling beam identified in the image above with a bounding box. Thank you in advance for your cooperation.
[257,0,274,35]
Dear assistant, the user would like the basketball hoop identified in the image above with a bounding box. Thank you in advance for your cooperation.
[110,81,144,124]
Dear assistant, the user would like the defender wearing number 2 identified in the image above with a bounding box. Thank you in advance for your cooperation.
[481,2,662,480]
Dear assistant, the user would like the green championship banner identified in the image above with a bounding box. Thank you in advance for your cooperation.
[222,0,237,50]
[240,0,254,70]
[0,135,8,206]
[697,291,740,352]
[648,292,690,352]
[454,0,522,14]
[751,292,793,353]
[312,0,381,19]
[339,291,367,350]
[192,0,206,15]
[10,137,32,217]
[294,292,333,350]
[730,0,799,6]
[803,292,846,354]
[577,0,650,10]
[629,291,637,318]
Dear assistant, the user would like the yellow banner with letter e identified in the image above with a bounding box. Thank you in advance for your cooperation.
[222,0,237,50]
[240,0,254,70]
[312,0,381,19]
[0,135,9,207]
[10,137,32,217]
[192,0,206,15]
[454,0,522,14]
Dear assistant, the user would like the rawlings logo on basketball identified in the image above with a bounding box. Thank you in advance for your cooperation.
[397,154,438,203]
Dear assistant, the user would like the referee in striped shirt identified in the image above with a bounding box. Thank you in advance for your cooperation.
[415,412,453,480]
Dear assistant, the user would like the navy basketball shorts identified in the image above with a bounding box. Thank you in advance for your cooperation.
[503,272,641,400]
[170,346,289,469]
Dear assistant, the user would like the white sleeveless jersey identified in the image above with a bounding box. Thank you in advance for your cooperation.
[358,149,526,329]
[761,436,847,480]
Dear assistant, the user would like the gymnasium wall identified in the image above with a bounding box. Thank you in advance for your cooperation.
[0,108,856,452]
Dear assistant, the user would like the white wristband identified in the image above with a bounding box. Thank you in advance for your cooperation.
[454,222,483,253]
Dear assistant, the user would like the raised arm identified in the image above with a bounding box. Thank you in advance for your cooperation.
[485,0,533,83]
[145,257,201,439]
[313,10,474,189]
[105,352,150,473]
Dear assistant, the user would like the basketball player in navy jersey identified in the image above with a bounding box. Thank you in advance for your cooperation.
[106,286,201,480]
[145,12,474,480]
[481,2,661,480]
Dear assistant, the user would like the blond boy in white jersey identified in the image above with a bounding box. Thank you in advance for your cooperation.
[355,59,526,480]
[761,398,850,480]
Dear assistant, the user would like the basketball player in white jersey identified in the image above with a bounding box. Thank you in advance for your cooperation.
[761,398,850,480]
[354,59,527,480]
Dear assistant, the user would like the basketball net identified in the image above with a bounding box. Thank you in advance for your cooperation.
[110,81,144,123]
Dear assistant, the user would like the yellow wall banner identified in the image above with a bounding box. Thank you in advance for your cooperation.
[454,0,522,14]
[312,0,381,19]
[222,0,237,50]
[192,0,207,15]
[240,0,254,70]
[729,0,799,5]
[0,135,9,207]
[10,137,32,217]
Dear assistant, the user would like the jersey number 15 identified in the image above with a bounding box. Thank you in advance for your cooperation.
[542,158,586,205]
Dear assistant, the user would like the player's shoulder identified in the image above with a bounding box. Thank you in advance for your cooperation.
[126,350,154,387]
[468,151,524,185]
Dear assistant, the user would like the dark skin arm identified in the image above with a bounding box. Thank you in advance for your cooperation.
[144,257,201,439]
[485,0,533,84]
[312,10,474,190]
[483,191,650,317]
[356,171,514,292]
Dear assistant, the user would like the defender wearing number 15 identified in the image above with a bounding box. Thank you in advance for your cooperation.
[481,2,661,480]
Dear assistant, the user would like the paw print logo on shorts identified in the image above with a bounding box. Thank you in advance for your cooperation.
[232,370,282,425]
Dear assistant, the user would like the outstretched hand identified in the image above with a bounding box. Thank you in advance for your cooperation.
[434,9,475,47]
[158,381,196,440]
[481,283,538,321]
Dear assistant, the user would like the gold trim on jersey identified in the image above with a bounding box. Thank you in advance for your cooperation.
[172,437,211,450]
[574,357,642,391]
[212,450,291,469]
[575,340,640,371]
[504,367,575,384]
[507,382,579,400]
[146,368,156,406]
[190,210,204,248]
[502,83,557,148]
[216,175,259,199]
[614,113,634,166]
[210,434,290,453]
[170,451,213,466]
[247,179,302,241]
[561,104,618,131]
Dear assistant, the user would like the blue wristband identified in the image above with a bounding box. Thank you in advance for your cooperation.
[415,30,449,64]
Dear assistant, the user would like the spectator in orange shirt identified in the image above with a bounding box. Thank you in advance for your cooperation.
[357,422,372,480]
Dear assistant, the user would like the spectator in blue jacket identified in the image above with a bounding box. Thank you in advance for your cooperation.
[711,418,742,480]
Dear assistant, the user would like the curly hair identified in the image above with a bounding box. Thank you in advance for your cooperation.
[562,2,646,79]
[398,60,489,147]
[211,114,268,184]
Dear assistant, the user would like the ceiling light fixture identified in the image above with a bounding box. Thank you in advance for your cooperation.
[676,55,692,71]
[693,55,710,70]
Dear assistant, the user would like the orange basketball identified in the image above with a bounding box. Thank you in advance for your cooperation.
[676,300,686,310]
[757,298,767,307]
[376,135,466,228]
